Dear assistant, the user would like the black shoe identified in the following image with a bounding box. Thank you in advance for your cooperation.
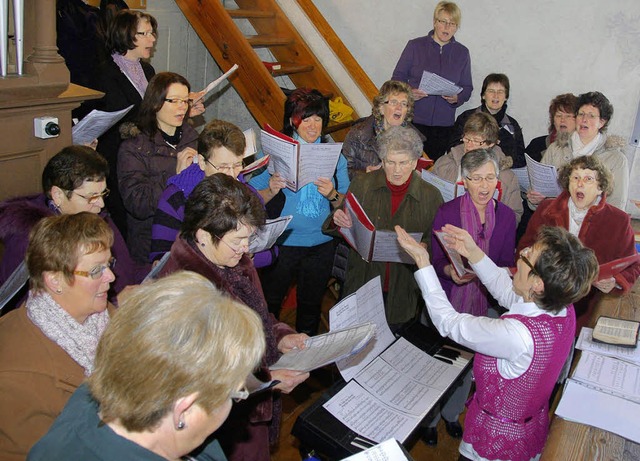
[421,426,438,446]
[444,420,463,438]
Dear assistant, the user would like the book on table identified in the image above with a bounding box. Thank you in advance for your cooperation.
[338,192,422,264]
[592,315,640,348]
[260,124,342,192]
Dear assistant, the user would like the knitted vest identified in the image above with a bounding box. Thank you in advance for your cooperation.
[463,306,576,461]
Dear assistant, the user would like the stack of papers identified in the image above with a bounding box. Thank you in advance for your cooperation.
[555,327,640,442]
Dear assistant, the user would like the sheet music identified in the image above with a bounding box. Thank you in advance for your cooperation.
[571,351,640,404]
[329,277,395,382]
[420,170,459,202]
[371,230,422,264]
[297,143,342,189]
[418,71,462,96]
[341,438,410,461]
[355,356,444,416]
[195,64,239,102]
[243,128,257,158]
[434,230,474,278]
[525,154,562,197]
[249,216,292,253]
[261,130,298,188]
[269,323,376,372]
[379,337,460,391]
[323,381,421,443]
[72,105,133,145]
[576,328,640,365]
[511,166,530,192]
[556,379,640,444]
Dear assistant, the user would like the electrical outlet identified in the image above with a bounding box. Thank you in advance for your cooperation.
[34,116,60,139]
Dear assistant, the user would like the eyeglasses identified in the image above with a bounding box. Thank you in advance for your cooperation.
[164,97,193,106]
[206,159,244,173]
[135,31,156,37]
[435,18,457,27]
[230,386,249,403]
[576,112,600,120]
[484,89,506,96]
[70,188,110,205]
[569,174,597,185]
[462,137,488,146]
[465,175,498,184]
[383,159,414,170]
[519,247,539,278]
[554,112,575,120]
[73,257,116,280]
[215,234,249,255]
[383,99,409,109]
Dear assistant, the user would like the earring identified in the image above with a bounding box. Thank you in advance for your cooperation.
[55,288,62,294]
[199,241,205,248]
[176,420,185,430]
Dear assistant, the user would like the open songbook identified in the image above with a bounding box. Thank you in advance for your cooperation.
[338,192,422,264]
[269,323,376,373]
[434,230,475,279]
[261,124,342,191]
[248,215,292,253]
[592,316,640,348]
[511,154,562,197]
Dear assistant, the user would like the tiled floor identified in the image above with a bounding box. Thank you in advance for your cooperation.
[271,286,463,461]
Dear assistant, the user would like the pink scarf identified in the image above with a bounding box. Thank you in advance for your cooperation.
[450,193,495,316]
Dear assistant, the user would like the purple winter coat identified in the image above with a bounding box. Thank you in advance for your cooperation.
[392,31,472,127]
[0,194,149,307]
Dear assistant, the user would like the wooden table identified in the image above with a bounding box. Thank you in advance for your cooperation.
[541,277,640,460]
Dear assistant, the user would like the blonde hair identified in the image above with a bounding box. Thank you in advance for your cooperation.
[89,271,266,431]
[433,1,461,27]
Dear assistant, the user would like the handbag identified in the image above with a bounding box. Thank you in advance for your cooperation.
[329,97,354,123]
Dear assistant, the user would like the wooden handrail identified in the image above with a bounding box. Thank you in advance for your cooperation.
[295,0,378,102]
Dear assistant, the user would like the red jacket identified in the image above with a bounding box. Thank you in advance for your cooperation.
[518,191,640,328]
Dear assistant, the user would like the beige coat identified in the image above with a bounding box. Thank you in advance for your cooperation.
[0,304,113,460]
[432,144,524,224]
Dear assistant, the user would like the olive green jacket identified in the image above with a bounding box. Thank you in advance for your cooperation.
[323,169,443,325]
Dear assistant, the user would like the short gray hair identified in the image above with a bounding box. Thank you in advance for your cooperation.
[377,126,423,161]
[461,148,499,178]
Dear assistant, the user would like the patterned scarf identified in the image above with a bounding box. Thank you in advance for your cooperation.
[26,290,110,376]
[112,52,149,98]
[450,193,495,316]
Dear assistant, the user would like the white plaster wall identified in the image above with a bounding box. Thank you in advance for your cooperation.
[312,0,640,146]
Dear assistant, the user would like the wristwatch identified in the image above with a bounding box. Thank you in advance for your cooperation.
[329,190,340,202]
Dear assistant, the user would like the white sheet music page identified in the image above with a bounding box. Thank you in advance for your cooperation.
[418,70,462,96]
[511,166,530,193]
[330,277,395,382]
[261,129,298,190]
[323,380,421,443]
[525,154,562,197]
[297,143,342,189]
[371,230,422,264]
[72,105,133,145]
[576,327,640,365]
[341,438,409,461]
[248,215,292,253]
[421,169,457,202]
[571,351,640,404]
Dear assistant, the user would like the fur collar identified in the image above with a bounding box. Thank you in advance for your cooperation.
[0,194,52,240]
[553,131,626,150]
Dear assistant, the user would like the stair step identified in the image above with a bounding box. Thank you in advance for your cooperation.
[264,62,314,76]
[247,34,293,47]
[226,8,275,19]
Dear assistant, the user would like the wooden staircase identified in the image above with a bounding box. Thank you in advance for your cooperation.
[174,0,377,140]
